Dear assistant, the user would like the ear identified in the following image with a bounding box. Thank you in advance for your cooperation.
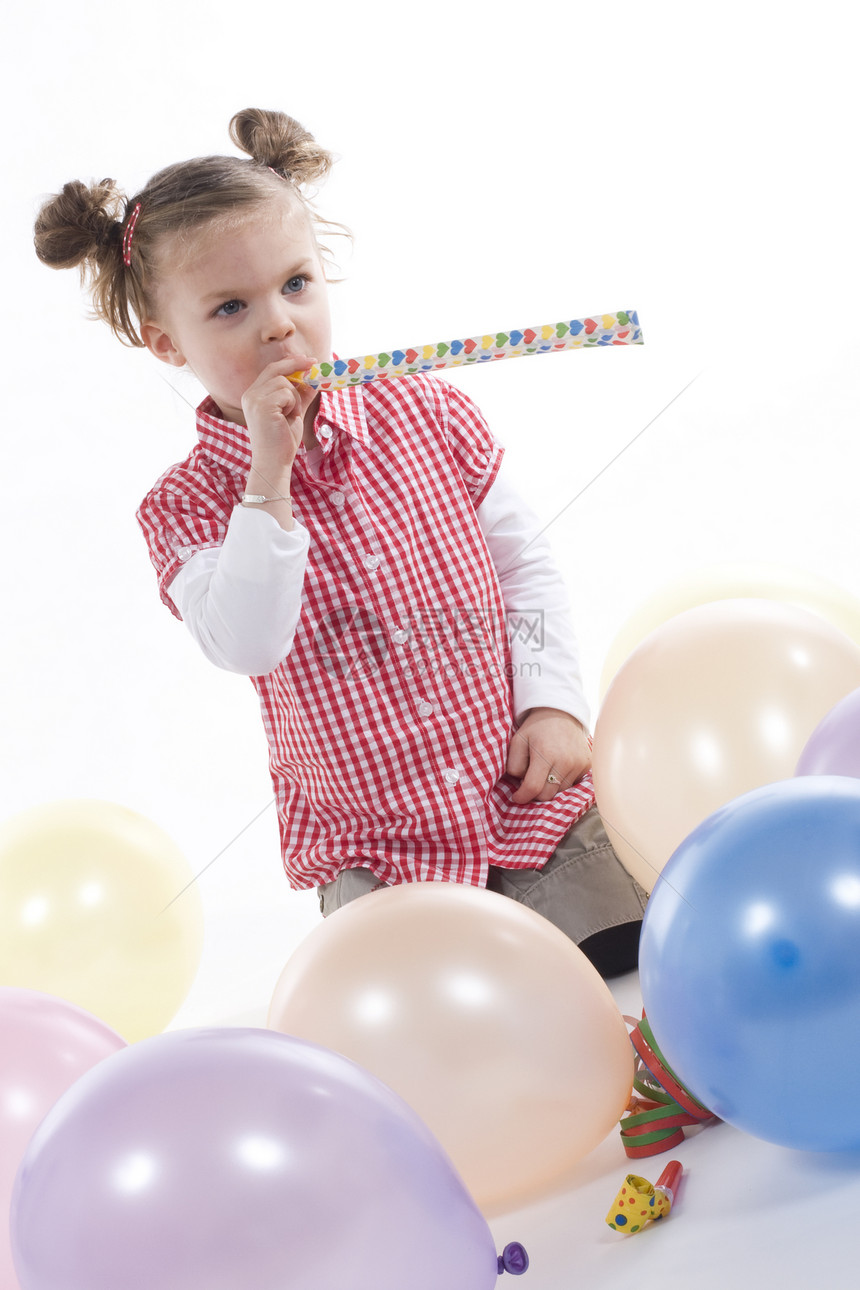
[141,320,187,368]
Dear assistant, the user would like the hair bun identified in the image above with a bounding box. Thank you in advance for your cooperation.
[34,178,126,271]
[228,107,332,187]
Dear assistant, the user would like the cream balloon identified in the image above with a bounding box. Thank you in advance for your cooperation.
[599,563,860,699]
[268,881,633,1215]
[592,598,860,893]
[0,801,203,1042]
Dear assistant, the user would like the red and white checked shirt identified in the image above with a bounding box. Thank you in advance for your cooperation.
[137,375,595,889]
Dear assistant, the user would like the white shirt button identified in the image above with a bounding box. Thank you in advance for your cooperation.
[417,701,433,717]
[330,490,345,507]
[318,426,334,441]
[392,629,409,645]
[443,768,460,786]
[363,554,381,571]
[177,546,195,563]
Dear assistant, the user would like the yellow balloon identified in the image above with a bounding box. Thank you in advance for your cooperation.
[599,563,860,700]
[268,881,633,1215]
[592,599,860,893]
[0,800,203,1042]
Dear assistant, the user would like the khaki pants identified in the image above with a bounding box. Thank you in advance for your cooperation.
[317,807,647,972]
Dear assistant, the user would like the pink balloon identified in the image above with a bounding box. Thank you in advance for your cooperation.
[10,1028,515,1290]
[0,989,126,1290]
[795,686,860,778]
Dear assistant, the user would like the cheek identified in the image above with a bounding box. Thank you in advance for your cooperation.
[311,311,333,354]
[196,340,253,385]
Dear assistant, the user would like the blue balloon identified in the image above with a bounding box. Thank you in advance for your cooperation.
[639,775,860,1151]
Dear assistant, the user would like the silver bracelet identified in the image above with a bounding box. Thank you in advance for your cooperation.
[241,493,292,506]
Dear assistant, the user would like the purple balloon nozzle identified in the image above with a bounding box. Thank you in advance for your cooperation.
[497,1241,529,1275]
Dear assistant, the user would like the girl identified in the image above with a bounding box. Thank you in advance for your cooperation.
[34,107,646,976]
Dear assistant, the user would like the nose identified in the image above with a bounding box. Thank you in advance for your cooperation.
[262,294,296,343]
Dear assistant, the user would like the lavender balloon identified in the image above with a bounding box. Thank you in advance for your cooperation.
[795,686,860,778]
[10,1028,521,1290]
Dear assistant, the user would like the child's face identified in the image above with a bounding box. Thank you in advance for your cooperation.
[141,193,331,426]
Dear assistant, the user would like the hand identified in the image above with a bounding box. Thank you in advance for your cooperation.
[505,707,592,804]
[241,355,317,473]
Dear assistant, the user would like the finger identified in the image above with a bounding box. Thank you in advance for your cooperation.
[524,748,573,803]
[263,372,309,418]
[506,726,530,780]
[539,757,588,797]
[261,354,316,378]
[564,760,590,787]
[510,754,552,804]
[510,778,537,804]
[243,391,301,431]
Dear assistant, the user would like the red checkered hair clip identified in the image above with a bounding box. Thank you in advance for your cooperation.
[122,202,142,268]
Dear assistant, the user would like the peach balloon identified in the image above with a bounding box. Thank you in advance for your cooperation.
[599,562,860,699]
[267,882,633,1215]
[592,598,860,893]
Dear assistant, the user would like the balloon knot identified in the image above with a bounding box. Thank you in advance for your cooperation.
[497,1241,529,1275]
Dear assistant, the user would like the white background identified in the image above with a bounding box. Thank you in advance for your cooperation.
[3,2,860,1286]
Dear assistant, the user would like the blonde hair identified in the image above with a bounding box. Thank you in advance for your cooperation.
[33,108,345,347]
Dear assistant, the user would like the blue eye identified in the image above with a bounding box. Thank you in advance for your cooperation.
[285,276,307,294]
[217,299,242,317]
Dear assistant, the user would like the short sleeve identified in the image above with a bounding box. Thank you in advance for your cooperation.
[136,452,238,620]
[435,379,504,508]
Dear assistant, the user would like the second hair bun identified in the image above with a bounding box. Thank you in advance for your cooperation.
[228,108,332,187]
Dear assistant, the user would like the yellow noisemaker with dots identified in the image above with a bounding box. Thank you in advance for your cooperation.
[606,1161,683,1234]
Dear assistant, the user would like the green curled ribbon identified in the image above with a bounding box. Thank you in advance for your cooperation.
[620,1014,716,1158]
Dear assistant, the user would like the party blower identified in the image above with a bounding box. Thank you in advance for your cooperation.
[289,310,643,390]
[606,1161,684,1233]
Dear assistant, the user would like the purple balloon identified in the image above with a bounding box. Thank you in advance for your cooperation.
[795,686,860,778]
[0,989,126,1290]
[10,1028,507,1290]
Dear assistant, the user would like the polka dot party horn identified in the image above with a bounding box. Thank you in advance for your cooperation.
[606,1160,683,1234]
[291,310,642,391]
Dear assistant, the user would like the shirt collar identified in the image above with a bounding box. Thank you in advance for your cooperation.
[196,382,371,473]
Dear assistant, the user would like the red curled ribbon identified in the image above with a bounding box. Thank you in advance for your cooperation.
[619,1014,716,1158]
